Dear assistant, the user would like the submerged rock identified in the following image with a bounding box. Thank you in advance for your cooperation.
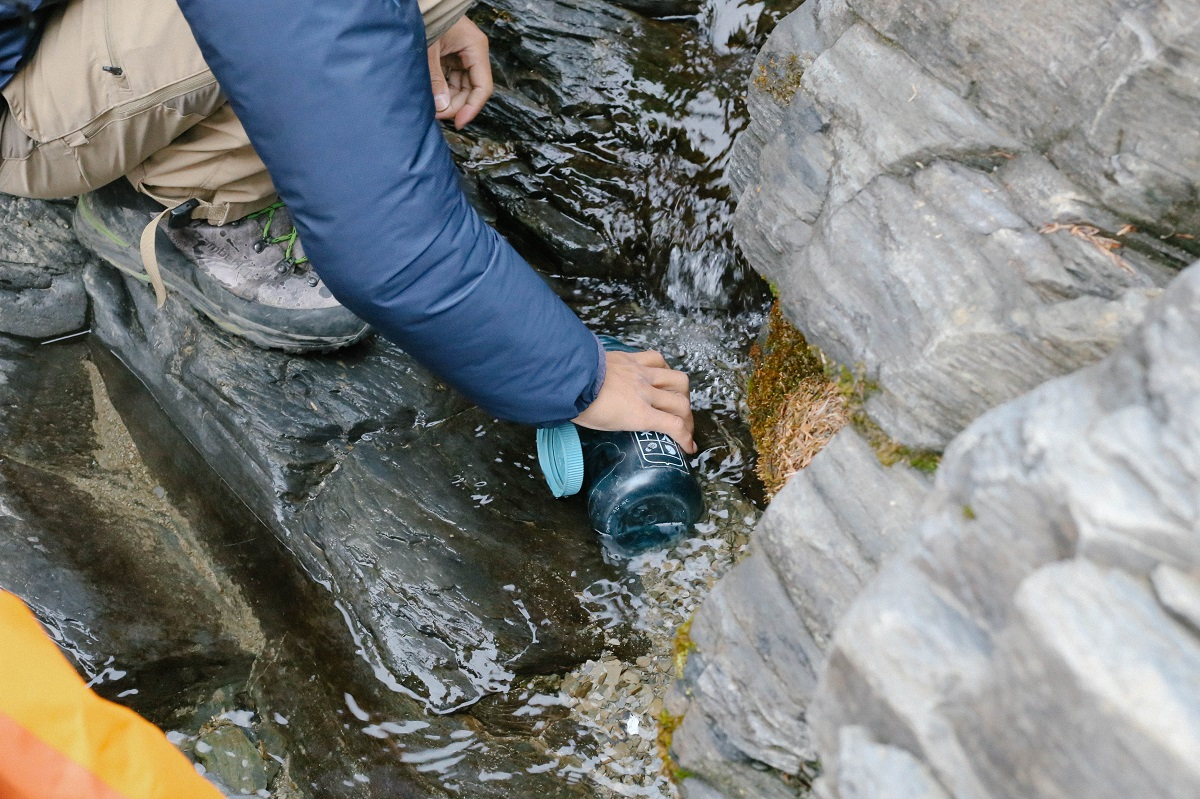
[194,724,273,795]
[0,335,261,722]
[731,0,1199,448]
[83,262,629,713]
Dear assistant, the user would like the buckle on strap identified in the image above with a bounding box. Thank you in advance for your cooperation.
[139,198,202,309]
[168,198,200,229]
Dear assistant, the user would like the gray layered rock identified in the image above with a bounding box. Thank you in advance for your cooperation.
[0,196,88,339]
[811,262,1200,799]
[670,430,931,797]
[731,0,1199,448]
[677,3,1200,790]
[819,727,950,799]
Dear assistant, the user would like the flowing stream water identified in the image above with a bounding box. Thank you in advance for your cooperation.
[1,0,801,796]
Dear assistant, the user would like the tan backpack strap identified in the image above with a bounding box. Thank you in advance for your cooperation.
[138,206,172,308]
[138,198,210,309]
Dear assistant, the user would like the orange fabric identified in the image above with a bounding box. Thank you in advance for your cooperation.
[0,591,221,799]
[0,714,127,799]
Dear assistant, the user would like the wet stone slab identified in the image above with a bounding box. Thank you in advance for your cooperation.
[0,335,262,720]
[84,261,636,714]
[0,332,630,797]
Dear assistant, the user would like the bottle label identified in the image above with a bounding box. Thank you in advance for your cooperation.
[633,431,688,470]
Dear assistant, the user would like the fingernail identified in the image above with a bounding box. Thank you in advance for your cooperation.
[435,93,450,111]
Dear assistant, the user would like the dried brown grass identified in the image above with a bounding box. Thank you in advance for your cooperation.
[756,375,850,496]
[1039,221,1134,273]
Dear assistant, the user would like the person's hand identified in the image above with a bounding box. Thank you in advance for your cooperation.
[574,350,696,454]
[427,17,494,130]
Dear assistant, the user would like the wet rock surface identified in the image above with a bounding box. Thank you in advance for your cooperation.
[0,196,88,339]
[0,336,261,721]
[812,262,1200,799]
[731,0,1199,448]
[0,331,636,797]
[450,0,798,309]
[84,260,624,714]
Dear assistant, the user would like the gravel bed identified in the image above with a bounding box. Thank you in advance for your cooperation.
[558,480,759,798]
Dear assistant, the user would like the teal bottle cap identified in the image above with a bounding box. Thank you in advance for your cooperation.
[597,334,638,353]
[537,423,585,498]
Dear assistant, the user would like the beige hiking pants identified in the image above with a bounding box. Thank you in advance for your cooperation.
[0,0,472,225]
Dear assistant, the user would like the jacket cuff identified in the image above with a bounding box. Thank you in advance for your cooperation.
[584,332,607,407]
[538,333,606,428]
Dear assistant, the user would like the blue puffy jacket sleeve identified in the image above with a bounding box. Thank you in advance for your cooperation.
[173,0,604,426]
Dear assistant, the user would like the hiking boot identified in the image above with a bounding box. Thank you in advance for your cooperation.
[74,180,370,353]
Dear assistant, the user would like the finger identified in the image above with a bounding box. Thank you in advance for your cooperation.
[438,64,471,117]
[647,365,689,397]
[631,350,669,369]
[427,46,451,115]
[645,408,697,454]
[454,60,494,129]
[648,385,692,423]
[445,61,465,92]
[444,84,470,119]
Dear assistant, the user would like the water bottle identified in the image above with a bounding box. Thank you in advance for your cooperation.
[537,336,705,555]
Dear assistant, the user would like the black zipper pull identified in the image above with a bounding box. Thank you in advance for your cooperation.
[101,65,124,76]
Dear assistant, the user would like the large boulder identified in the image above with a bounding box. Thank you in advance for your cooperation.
[812,262,1200,799]
[674,0,1200,794]
[669,430,931,797]
[731,0,1199,448]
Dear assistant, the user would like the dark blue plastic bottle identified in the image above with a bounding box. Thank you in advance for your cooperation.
[537,336,705,555]
[577,426,705,555]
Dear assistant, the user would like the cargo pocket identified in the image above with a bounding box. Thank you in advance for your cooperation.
[0,90,86,199]
[99,0,132,93]
[71,75,223,192]
[0,0,223,196]
[0,102,36,162]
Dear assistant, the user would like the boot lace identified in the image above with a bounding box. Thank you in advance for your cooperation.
[246,202,310,268]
